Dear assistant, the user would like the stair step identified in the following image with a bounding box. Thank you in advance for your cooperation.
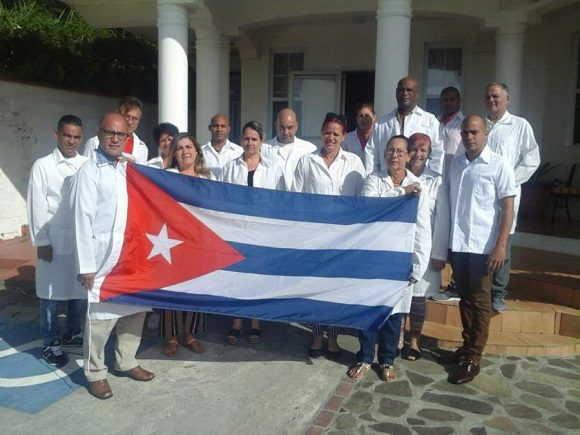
[425,299,580,339]
[422,321,580,357]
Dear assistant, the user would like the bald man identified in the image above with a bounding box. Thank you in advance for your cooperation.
[262,108,317,186]
[72,112,154,399]
[202,114,242,179]
[365,77,443,176]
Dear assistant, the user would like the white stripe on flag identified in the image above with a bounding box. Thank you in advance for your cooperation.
[163,270,410,308]
[183,204,415,253]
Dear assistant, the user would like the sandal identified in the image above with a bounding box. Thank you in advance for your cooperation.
[185,336,205,354]
[378,364,397,382]
[402,346,422,361]
[226,328,241,345]
[247,328,262,344]
[162,339,179,357]
[347,362,371,381]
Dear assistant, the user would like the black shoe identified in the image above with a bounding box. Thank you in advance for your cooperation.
[326,348,342,361]
[438,350,464,365]
[448,360,480,384]
[43,341,69,367]
[62,332,83,347]
[308,347,324,359]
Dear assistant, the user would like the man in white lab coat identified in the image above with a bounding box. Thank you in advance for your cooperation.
[201,113,243,179]
[484,82,540,313]
[27,115,88,367]
[262,108,317,188]
[365,77,443,176]
[82,96,149,164]
[72,112,154,400]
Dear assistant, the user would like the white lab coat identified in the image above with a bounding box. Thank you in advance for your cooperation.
[202,140,243,180]
[221,155,286,190]
[291,148,365,196]
[362,170,432,312]
[82,132,149,164]
[71,149,148,319]
[365,106,443,176]
[342,130,369,167]
[439,110,465,157]
[27,148,87,300]
[486,111,541,233]
[262,136,317,188]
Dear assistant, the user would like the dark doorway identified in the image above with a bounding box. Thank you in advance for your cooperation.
[343,71,375,132]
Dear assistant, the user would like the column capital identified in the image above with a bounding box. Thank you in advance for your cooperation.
[157,2,188,28]
[376,0,412,19]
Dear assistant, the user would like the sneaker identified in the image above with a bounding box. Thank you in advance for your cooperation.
[43,342,69,367]
[492,295,506,313]
[432,291,460,302]
[146,313,160,330]
[62,332,83,347]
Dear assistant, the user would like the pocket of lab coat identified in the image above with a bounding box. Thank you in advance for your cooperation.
[50,228,73,255]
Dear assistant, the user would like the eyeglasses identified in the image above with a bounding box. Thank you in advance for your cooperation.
[99,129,129,140]
[386,148,408,157]
[324,112,347,124]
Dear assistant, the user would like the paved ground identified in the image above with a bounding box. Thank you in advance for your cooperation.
[1,280,579,435]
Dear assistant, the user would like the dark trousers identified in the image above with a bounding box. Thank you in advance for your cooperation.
[356,313,402,365]
[491,236,512,299]
[450,252,492,363]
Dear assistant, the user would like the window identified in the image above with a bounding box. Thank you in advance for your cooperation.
[574,39,580,144]
[424,46,463,115]
[271,53,304,136]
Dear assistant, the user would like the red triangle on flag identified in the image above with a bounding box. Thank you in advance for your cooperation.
[100,165,245,301]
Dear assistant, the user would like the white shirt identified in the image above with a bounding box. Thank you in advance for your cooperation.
[362,170,431,312]
[221,155,286,190]
[342,130,369,167]
[362,170,431,283]
[202,140,243,179]
[291,148,364,196]
[71,149,147,319]
[26,148,87,300]
[365,106,443,175]
[262,136,317,188]
[146,156,165,169]
[83,132,149,164]
[439,110,465,157]
[486,111,541,233]
[432,146,517,260]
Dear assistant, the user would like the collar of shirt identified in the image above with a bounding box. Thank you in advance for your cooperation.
[439,111,461,125]
[315,147,348,162]
[487,110,513,130]
[464,145,492,166]
[52,147,77,165]
[96,148,118,166]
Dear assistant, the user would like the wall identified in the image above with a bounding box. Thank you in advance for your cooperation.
[0,80,157,239]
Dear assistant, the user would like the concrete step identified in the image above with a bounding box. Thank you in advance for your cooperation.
[425,299,580,339]
[422,320,580,357]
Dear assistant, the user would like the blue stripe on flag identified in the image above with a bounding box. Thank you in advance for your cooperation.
[108,290,394,330]
[225,242,411,280]
[134,164,418,225]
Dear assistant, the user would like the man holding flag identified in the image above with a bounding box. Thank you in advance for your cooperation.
[71,112,154,400]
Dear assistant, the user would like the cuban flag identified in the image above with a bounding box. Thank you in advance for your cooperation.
[91,164,418,331]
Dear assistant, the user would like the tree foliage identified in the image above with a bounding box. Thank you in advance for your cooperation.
[0,0,158,101]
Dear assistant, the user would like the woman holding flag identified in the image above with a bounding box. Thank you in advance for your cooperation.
[347,134,431,381]
[160,133,212,357]
[221,121,286,344]
[291,113,365,360]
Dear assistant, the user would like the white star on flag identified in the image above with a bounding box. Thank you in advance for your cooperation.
[146,223,183,264]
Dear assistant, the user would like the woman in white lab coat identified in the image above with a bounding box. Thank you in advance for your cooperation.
[222,121,285,345]
[292,113,365,360]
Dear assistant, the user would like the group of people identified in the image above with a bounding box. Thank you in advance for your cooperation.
[26,75,539,400]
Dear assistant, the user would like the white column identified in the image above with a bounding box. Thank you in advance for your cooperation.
[157,2,189,131]
[495,23,525,114]
[220,35,231,117]
[193,25,221,144]
[374,0,412,115]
